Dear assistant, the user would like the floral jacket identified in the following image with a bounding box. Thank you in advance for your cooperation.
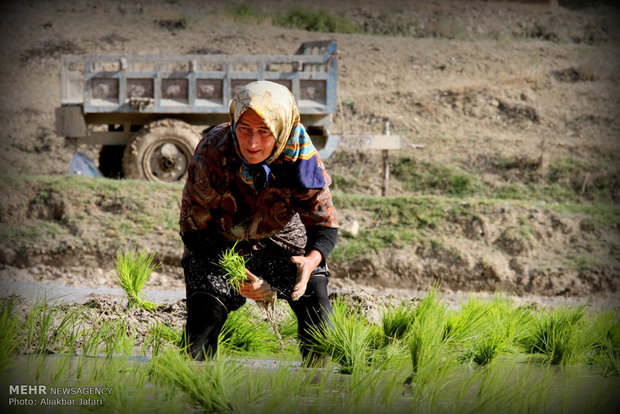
[179,123,339,256]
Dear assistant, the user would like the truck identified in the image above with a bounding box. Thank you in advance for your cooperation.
[56,40,339,182]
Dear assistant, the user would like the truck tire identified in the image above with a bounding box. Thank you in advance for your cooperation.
[122,119,200,182]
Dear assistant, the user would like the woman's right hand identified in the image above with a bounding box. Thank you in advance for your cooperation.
[239,269,276,302]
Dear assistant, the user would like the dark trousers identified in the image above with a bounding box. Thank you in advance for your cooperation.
[182,250,332,361]
[287,274,333,360]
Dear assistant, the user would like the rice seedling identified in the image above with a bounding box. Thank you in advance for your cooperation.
[247,360,326,413]
[217,243,286,350]
[523,305,589,365]
[151,349,246,412]
[146,322,183,356]
[464,330,509,366]
[102,320,135,357]
[442,297,490,345]
[4,286,620,414]
[19,294,85,355]
[0,296,21,372]
[453,295,533,366]
[380,299,417,344]
[364,311,411,370]
[277,305,299,339]
[216,242,248,293]
[584,309,620,376]
[77,317,134,358]
[51,352,77,382]
[3,295,89,359]
[340,363,411,413]
[407,287,459,403]
[451,362,557,414]
[487,296,536,352]
[21,296,52,354]
[114,249,161,312]
[218,305,278,354]
[369,339,411,371]
[49,304,86,354]
[309,297,372,374]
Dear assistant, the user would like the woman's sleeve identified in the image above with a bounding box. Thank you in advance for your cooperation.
[179,126,231,248]
[305,226,338,261]
[179,153,216,234]
[293,163,340,260]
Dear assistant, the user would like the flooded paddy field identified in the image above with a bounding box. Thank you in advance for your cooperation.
[1,351,619,413]
[1,285,619,414]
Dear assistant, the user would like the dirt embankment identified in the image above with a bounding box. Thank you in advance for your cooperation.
[0,0,619,306]
[0,175,618,308]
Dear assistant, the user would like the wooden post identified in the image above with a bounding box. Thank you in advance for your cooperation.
[382,121,390,197]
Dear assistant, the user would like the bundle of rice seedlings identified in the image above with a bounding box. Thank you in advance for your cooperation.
[406,287,461,403]
[216,242,248,293]
[586,310,620,376]
[151,350,244,412]
[218,306,275,354]
[114,250,160,312]
[217,244,284,350]
[309,298,372,373]
[0,296,21,372]
[524,305,588,365]
[381,300,417,344]
[147,322,183,356]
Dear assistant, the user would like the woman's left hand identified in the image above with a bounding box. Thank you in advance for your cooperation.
[290,250,322,301]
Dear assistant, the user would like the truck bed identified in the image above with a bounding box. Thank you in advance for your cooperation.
[60,40,338,116]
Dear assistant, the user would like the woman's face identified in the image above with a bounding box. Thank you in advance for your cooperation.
[235,109,276,164]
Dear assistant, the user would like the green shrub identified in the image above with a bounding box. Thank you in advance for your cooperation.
[225,3,265,23]
[391,158,480,196]
[273,8,360,33]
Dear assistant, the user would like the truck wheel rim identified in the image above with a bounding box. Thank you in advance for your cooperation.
[144,140,190,182]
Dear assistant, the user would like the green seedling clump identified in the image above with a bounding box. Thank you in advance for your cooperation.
[309,298,372,373]
[524,305,589,365]
[114,250,161,312]
[0,297,21,372]
[380,300,417,344]
[217,243,249,293]
[217,244,285,350]
[4,287,620,413]
[219,306,276,354]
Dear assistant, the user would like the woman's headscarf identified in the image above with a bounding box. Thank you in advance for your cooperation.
[229,80,325,190]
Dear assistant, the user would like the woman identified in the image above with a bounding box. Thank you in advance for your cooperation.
[179,80,339,362]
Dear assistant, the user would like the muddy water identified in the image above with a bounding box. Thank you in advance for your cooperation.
[0,281,185,305]
[2,281,620,413]
[2,353,619,414]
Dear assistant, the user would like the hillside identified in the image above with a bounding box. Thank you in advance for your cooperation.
[0,0,619,305]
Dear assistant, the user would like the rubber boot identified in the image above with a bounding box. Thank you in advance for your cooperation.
[183,293,228,361]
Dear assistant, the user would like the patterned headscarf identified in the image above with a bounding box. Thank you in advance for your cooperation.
[229,81,325,189]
